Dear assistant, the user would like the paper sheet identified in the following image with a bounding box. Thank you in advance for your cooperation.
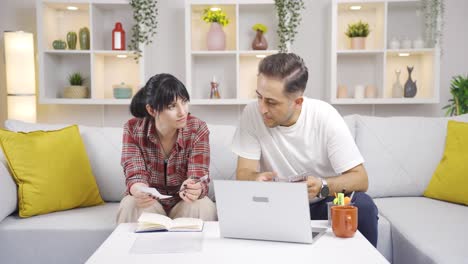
[137,186,172,199]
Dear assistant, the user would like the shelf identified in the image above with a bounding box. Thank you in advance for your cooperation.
[93,53,141,99]
[92,3,133,51]
[191,51,237,56]
[337,2,385,50]
[239,50,278,56]
[40,98,131,105]
[190,55,237,100]
[190,99,255,105]
[190,4,237,51]
[386,48,435,56]
[186,1,277,105]
[385,49,436,99]
[336,53,384,99]
[37,0,145,105]
[94,50,137,57]
[40,2,90,50]
[330,0,440,105]
[387,1,428,49]
[42,52,91,99]
[337,50,384,55]
[238,3,278,51]
[331,98,439,105]
[45,50,91,54]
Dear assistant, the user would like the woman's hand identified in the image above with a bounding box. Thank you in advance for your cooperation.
[130,183,158,208]
[179,178,202,202]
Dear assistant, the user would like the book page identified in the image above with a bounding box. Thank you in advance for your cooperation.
[137,212,174,230]
[171,218,203,231]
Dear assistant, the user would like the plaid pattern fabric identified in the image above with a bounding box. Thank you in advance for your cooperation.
[121,115,210,212]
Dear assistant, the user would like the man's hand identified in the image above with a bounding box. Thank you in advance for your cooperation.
[179,178,202,202]
[306,176,322,200]
[130,183,158,208]
[256,171,277,181]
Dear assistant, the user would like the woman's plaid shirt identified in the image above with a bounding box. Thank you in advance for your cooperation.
[121,115,210,212]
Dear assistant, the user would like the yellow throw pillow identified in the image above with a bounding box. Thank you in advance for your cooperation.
[424,120,468,205]
[0,125,104,217]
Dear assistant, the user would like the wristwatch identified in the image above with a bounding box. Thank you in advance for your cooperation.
[318,178,329,198]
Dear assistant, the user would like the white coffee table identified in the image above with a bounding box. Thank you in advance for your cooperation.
[86,221,389,264]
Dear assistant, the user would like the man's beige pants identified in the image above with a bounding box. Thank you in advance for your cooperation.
[116,195,217,223]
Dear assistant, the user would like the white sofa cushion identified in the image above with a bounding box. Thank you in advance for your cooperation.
[5,120,126,202]
[207,124,237,200]
[0,153,17,222]
[375,197,468,264]
[0,203,118,264]
[355,114,468,198]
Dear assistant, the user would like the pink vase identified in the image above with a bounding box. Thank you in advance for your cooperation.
[207,22,226,51]
[350,37,366,49]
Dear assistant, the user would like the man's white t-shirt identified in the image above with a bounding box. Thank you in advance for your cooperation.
[231,97,364,180]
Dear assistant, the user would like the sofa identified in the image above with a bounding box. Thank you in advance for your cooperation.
[0,114,467,264]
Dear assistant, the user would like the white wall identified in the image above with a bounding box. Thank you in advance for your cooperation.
[1,0,467,128]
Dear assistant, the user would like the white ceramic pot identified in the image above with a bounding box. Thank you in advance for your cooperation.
[389,37,400,49]
[354,85,365,99]
[401,37,412,49]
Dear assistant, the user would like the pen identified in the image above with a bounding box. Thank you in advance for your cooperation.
[176,175,209,194]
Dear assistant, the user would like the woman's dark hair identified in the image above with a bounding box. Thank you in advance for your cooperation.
[258,53,308,95]
[130,73,190,118]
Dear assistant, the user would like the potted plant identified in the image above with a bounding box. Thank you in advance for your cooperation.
[129,0,158,62]
[64,72,88,98]
[202,8,229,50]
[345,20,370,50]
[252,23,268,50]
[275,0,305,53]
[443,74,468,116]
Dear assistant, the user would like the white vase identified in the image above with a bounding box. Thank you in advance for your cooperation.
[207,22,226,51]
[401,37,412,49]
[413,38,425,49]
[392,70,404,98]
[354,85,365,99]
[389,37,400,49]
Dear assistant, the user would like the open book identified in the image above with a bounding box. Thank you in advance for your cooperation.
[135,212,204,233]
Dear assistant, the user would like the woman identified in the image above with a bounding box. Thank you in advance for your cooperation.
[116,73,217,223]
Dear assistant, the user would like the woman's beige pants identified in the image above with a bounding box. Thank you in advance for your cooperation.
[116,195,217,223]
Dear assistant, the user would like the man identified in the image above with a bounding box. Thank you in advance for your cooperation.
[231,53,378,247]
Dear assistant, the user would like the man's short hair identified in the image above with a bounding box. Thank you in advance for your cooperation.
[258,53,308,95]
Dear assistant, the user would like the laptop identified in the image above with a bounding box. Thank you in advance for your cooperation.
[213,180,327,244]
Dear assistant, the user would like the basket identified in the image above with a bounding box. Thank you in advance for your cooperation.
[63,86,89,98]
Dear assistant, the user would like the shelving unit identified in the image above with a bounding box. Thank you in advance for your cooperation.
[330,0,440,104]
[185,0,278,105]
[36,0,144,105]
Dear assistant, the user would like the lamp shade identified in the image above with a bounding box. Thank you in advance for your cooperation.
[4,31,36,122]
[7,96,36,123]
[4,31,35,95]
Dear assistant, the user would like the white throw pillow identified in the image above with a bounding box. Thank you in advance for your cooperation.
[355,114,468,198]
[5,120,126,202]
[0,150,18,221]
